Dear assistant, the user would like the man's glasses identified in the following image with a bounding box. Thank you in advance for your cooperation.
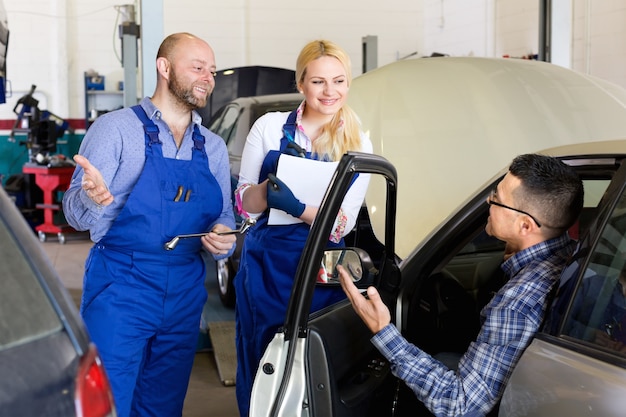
[487,189,543,228]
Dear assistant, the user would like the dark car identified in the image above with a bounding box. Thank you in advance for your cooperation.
[0,187,116,416]
[205,93,303,307]
[247,57,626,416]
[198,66,297,121]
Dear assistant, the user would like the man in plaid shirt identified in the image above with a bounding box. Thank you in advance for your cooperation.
[340,154,584,417]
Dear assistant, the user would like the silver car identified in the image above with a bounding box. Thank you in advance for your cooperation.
[248,57,626,416]
[205,93,303,306]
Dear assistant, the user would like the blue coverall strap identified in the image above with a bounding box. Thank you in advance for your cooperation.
[191,124,206,152]
[279,110,298,152]
[131,105,161,145]
[278,109,359,187]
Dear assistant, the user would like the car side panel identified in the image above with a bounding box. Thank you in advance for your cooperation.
[0,331,79,416]
[501,338,626,416]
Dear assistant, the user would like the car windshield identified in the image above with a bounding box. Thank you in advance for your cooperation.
[250,100,301,124]
[0,217,62,351]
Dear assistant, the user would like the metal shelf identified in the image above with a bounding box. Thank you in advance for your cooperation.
[84,73,123,129]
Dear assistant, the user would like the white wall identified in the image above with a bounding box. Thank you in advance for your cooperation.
[2,0,626,123]
[423,0,495,57]
[161,0,423,90]
[2,0,132,121]
[571,0,626,88]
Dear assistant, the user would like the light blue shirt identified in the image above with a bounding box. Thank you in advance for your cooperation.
[63,97,235,254]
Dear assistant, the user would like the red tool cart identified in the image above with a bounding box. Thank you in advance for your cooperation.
[22,164,75,244]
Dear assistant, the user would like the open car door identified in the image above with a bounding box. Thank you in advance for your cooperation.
[250,152,400,417]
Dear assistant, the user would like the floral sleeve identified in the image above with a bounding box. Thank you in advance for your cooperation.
[329,208,347,243]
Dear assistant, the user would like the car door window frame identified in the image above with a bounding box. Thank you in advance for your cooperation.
[540,158,626,365]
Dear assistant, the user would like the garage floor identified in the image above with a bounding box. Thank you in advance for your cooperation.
[40,233,240,417]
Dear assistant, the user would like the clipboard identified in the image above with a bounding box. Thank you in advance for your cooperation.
[268,154,339,225]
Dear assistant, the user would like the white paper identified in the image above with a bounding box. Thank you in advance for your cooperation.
[268,154,339,225]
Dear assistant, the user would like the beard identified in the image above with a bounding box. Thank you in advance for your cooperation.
[169,68,210,110]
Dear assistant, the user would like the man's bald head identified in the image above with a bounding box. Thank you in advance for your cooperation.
[157,32,200,61]
[152,32,216,110]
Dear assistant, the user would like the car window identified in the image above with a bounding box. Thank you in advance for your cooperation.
[212,105,241,145]
[227,99,302,158]
[206,106,226,132]
[250,101,301,125]
[0,218,62,351]
[562,184,626,356]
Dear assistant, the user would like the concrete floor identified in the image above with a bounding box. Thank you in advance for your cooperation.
[40,233,239,417]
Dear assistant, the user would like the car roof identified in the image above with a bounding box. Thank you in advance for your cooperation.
[541,138,626,157]
[348,57,626,258]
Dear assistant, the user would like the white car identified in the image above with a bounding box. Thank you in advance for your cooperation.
[249,57,626,417]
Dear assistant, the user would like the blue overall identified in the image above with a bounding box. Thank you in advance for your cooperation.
[80,106,223,417]
[234,111,347,416]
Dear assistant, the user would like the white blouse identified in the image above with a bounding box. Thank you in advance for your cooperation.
[236,110,373,240]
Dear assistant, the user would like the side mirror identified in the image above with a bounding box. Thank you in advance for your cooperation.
[316,248,377,287]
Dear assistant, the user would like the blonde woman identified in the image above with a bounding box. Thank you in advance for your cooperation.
[233,39,372,416]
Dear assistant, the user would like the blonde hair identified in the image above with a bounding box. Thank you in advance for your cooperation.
[296,40,362,161]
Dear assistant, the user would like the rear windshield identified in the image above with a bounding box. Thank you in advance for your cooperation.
[0,218,62,351]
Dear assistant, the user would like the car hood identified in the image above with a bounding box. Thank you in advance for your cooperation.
[348,57,626,258]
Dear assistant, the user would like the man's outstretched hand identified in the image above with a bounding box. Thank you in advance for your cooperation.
[338,265,391,334]
[73,155,114,206]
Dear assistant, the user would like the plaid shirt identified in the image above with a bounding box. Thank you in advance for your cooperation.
[371,233,575,417]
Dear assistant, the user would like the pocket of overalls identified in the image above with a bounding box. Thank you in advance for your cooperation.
[162,181,199,234]
[81,246,132,312]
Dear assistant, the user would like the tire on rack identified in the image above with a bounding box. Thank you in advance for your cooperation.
[216,257,236,307]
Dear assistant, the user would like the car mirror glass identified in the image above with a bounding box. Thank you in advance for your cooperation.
[316,248,376,286]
